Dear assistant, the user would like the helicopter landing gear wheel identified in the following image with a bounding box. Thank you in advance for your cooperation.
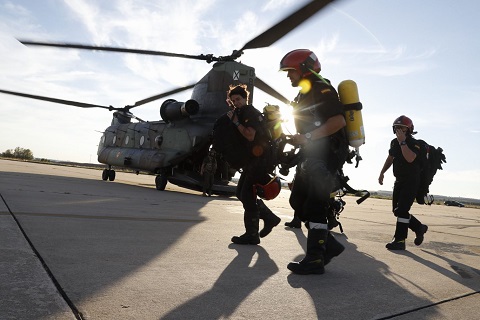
[102,169,116,181]
[155,174,168,191]
[108,169,116,181]
[102,169,109,181]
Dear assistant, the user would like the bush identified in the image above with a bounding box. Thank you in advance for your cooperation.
[1,147,34,160]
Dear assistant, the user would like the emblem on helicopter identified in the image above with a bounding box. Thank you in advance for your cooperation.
[233,70,240,81]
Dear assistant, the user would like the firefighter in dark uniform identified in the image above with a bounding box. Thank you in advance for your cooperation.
[378,115,429,250]
[279,49,348,275]
[200,149,217,196]
[226,84,281,245]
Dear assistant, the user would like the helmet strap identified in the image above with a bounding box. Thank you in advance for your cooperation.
[309,68,329,85]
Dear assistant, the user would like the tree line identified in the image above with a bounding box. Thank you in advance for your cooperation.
[1,147,34,160]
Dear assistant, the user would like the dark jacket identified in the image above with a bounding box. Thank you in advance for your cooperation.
[389,136,422,181]
[236,104,268,155]
[293,77,348,168]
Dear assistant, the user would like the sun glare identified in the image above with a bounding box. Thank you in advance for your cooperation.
[279,103,296,136]
[299,79,312,94]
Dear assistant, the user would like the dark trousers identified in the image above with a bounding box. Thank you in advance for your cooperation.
[236,157,272,225]
[392,176,419,219]
[289,158,337,224]
[202,172,214,194]
[392,175,422,238]
[236,171,257,212]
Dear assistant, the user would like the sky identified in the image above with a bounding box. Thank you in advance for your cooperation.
[0,0,479,199]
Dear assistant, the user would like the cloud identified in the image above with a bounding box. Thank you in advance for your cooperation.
[263,0,297,11]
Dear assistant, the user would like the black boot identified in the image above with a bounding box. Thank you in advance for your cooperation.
[324,232,345,265]
[386,238,406,250]
[409,215,428,246]
[258,199,281,238]
[285,215,302,229]
[414,224,428,246]
[288,228,328,275]
[386,220,409,250]
[231,212,260,245]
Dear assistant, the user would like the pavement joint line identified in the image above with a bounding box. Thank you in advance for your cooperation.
[344,217,480,240]
[0,193,85,320]
[376,290,480,319]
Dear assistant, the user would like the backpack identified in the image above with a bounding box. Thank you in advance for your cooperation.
[212,105,283,172]
[212,113,250,170]
[415,139,447,205]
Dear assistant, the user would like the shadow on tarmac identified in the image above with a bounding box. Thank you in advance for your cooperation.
[285,229,443,319]
[1,170,231,319]
[160,245,278,319]
[2,167,479,319]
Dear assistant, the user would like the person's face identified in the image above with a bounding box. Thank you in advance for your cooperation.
[287,69,302,87]
[229,94,247,108]
[394,125,408,133]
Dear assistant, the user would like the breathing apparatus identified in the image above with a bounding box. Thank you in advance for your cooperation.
[308,69,365,167]
[337,80,365,167]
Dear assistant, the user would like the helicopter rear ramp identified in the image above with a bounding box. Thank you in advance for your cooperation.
[168,171,237,196]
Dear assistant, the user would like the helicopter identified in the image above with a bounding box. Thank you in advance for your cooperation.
[0,0,337,195]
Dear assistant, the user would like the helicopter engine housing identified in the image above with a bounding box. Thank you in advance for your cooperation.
[160,99,199,122]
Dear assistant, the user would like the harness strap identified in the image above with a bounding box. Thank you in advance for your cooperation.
[338,174,370,205]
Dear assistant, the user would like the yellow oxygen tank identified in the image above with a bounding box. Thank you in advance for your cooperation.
[338,80,365,166]
[338,80,365,148]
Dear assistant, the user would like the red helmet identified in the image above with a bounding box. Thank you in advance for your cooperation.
[392,115,415,134]
[279,49,321,76]
[255,176,281,200]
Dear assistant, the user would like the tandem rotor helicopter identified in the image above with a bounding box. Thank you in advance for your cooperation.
[1,0,338,195]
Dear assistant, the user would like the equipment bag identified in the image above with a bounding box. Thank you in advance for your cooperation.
[212,106,284,173]
[212,114,251,170]
[415,139,447,205]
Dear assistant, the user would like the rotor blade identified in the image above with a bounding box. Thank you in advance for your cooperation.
[132,83,197,108]
[0,89,114,110]
[18,40,214,61]
[254,78,290,105]
[240,0,336,51]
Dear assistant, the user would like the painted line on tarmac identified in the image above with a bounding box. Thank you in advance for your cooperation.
[377,291,480,319]
[13,211,204,223]
[0,193,85,320]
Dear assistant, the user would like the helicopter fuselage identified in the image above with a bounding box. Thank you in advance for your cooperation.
[99,60,257,172]
[97,117,213,174]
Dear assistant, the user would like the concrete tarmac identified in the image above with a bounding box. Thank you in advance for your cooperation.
[1,159,479,320]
